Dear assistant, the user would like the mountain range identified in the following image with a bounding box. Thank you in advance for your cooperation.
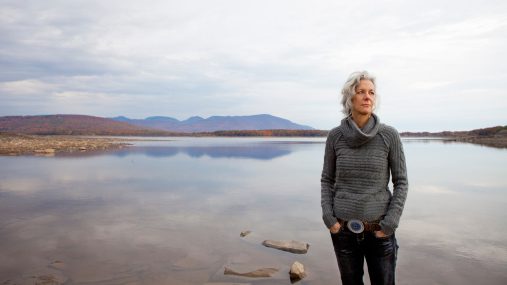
[0,114,314,135]
[111,114,313,132]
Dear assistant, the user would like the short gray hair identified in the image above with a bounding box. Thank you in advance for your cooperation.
[340,71,377,116]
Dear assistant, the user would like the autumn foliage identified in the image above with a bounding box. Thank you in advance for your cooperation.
[0,115,176,136]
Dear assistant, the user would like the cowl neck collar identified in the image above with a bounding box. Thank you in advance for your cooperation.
[340,113,380,147]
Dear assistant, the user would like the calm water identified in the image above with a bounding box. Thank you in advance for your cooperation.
[0,137,506,284]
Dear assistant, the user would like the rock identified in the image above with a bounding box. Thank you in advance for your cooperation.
[262,240,309,254]
[30,274,66,285]
[49,260,66,270]
[240,230,251,237]
[224,266,279,278]
[289,261,306,282]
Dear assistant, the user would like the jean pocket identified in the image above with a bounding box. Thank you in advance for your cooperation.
[331,226,345,236]
[373,231,391,240]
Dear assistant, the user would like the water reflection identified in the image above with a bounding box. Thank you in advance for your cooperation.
[113,145,293,160]
[61,139,325,160]
[0,137,506,284]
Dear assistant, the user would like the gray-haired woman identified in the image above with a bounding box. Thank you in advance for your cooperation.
[321,71,408,285]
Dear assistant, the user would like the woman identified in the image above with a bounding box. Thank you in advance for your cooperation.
[321,71,408,285]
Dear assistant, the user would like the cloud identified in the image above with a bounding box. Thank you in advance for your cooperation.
[415,185,456,195]
[0,0,506,130]
[0,79,56,95]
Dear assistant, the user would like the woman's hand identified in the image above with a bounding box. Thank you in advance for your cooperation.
[374,230,389,238]
[329,222,341,234]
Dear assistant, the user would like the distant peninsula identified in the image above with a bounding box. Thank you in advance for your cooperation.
[400,125,507,148]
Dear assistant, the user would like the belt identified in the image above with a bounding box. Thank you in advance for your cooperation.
[338,218,381,233]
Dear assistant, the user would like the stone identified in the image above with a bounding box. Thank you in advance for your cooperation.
[30,274,67,285]
[289,261,306,281]
[224,266,279,278]
[262,240,309,254]
[240,230,251,237]
[49,260,66,270]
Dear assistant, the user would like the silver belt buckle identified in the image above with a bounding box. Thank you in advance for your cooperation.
[347,219,364,234]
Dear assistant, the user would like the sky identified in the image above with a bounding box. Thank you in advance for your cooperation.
[0,0,506,131]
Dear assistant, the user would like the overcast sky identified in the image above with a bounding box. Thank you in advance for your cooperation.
[1,0,506,131]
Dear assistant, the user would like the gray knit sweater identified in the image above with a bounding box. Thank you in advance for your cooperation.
[321,113,408,235]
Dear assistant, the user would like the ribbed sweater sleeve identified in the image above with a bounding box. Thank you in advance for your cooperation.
[379,126,409,235]
[321,129,339,228]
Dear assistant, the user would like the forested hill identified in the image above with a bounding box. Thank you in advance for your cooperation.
[401,125,507,148]
[0,114,316,136]
[400,125,507,137]
[0,115,174,135]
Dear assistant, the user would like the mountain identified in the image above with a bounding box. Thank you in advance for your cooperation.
[111,114,314,132]
[110,116,181,131]
[0,115,174,135]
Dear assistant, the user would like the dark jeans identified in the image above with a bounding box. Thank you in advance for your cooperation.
[330,227,398,285]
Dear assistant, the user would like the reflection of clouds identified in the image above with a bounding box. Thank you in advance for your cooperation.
[464,181,506,189]
[402,138,455,143]
[454,243,507,264]
[0,178,45,195]
[401,219,507,265]
[397,239,507,285]
[414,184,456,194]
[1,139,507,284]
[0,140,325,282]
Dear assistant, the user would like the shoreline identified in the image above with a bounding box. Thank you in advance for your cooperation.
[0,133,133,156]
[400,135,507,149]
[455,136,507,149]
[1,133,506,156]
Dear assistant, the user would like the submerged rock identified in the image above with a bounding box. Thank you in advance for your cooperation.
[289,261,306,282]
[224,266,279,278]
[262,240,309,254]
[49,260,66,270]
[240,230,252,237]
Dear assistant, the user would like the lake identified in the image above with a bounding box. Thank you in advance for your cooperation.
[0,137,506,284]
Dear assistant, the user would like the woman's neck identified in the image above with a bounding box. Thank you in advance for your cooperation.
[351,112,371,129]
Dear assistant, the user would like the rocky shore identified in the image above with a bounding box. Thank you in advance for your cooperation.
[0,133,132,156]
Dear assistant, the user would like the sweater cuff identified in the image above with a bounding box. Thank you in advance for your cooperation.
[379,221,395,236]
[323,214,338,229]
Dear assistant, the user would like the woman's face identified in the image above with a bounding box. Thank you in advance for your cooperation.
[352,79,375,116]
